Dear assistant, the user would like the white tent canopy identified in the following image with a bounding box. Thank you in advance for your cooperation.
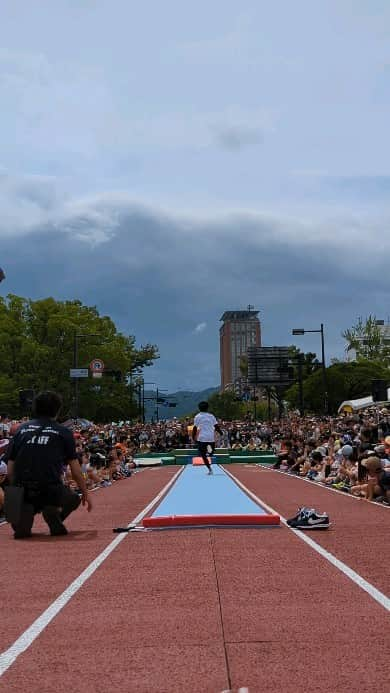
[338,388,390,413]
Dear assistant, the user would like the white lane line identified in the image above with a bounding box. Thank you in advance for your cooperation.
[260,466,390,509]
[223,466,390,612]
[0,467,183,678]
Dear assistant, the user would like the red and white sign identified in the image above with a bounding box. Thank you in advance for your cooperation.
[90,358,105,373]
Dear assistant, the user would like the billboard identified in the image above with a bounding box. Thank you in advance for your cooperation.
[247,346,294,385]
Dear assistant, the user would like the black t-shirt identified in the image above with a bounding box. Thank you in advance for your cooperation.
[6,418,76,487]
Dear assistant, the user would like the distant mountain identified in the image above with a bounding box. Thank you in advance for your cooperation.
[144,386,219,421]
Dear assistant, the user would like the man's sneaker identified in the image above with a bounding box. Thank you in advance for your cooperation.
[287,507,330,529]
[208,468,214,475]
[286,507,311,525]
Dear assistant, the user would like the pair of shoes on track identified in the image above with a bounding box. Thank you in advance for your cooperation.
[287,507,330,529]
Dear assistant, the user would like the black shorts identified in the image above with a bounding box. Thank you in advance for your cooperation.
[198,442,215,456]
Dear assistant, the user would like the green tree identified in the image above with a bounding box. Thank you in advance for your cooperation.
[285,360,390,414]
[287,346,321,379]
[207,390,276,421]
[207,391,244,420]
[342,315,390,363]
[0,294,159,421]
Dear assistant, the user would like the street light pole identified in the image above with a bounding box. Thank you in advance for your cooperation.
[292,324,329,415]
[320,323,329,415]
[73,333,79,420]
[297,352,304,416]
[134,377,144,422]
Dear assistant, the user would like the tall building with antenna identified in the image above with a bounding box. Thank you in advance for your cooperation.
[219,306,261,391]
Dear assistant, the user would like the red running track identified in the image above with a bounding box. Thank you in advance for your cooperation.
[0,465,389,693]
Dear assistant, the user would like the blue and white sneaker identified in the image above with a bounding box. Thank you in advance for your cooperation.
[287,507,330,529]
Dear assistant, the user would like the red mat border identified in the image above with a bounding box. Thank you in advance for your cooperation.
[143,513,280,527]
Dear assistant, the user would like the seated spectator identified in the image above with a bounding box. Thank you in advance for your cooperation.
[361,456,390,503]
[274,440,300,473]
[245,437,257,451]
[303,451,324,480]
[231,441,243,450]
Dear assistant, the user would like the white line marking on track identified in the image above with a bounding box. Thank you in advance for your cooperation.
[223,466,390,612]
[0,466,183,678]
[261,466,390,509]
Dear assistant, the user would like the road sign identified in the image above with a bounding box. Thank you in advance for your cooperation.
[90,359,105,373]
[70,368,89,378]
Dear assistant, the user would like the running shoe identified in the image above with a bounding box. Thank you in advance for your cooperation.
[286,506,312,525]
[287,507,330,529]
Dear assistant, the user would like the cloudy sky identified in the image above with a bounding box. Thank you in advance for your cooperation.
[1,1,389,390]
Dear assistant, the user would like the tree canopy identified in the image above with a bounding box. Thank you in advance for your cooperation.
[284,360,390,414]
[0,294,159,421]
[342,315,390,364]
[206,389,277,421]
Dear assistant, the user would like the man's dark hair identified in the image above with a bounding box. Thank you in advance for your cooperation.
[32,391,63,418]
[198,401,209,412]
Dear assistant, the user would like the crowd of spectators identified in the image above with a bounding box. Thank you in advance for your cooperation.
[271,407,390,504]
[1,404,390,519]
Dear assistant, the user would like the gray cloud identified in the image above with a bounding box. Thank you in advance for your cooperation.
[1,184,389,389]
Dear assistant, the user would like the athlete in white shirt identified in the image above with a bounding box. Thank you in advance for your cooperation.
[192,401,223,474]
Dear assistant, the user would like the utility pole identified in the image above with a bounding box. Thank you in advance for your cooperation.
[298,353,304,416]
[73,332,79,420]
[320,323,329,415]
[292,324,329,415]
[266,387,272,422]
